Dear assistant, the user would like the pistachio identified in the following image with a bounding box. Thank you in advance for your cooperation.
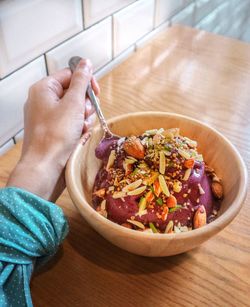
[183,168,192,181]
[159,175,170,197]
[211,181,224,199]
[159,151,166,174]
[123,136,145,159]
[178,148,190,159]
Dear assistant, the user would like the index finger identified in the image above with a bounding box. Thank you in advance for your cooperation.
[50,68,72,90]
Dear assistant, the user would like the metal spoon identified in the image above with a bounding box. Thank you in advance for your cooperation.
[68,56,114,139]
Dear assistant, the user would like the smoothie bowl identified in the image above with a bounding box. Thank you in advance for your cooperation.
[66,112,247,256]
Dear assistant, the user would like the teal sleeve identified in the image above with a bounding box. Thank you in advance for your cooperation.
[0,187,69,307]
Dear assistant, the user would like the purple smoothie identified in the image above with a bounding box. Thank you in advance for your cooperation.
[92,129,221,233]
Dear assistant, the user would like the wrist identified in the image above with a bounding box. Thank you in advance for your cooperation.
[7,151,66,201]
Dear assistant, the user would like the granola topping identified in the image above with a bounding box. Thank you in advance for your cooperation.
[93,128,223,233]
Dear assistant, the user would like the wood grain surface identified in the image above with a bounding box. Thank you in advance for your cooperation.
[0,25,250,306]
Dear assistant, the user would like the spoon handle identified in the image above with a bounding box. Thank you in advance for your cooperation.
[68,56,112,137]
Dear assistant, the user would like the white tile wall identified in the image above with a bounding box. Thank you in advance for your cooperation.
[194,0,214,25]
[1,0,250,153]
[136,21,170,49]
[0,139,15,156]
[196,10,218,32]
[113,0,155,57]
[0,57,46,146]
[0,0,83,78]
[171,3,196,26]
[46,17,112,74]
[83,0,135,28]
[94,46,135,80]
[154,0,184,27]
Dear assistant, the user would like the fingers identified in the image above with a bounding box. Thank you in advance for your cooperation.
[66,59,93,103]
[50,68,72,89]
[46,68,72,99]
[85,98,95,118]
[91,76,100,96]
[83,113,96,133]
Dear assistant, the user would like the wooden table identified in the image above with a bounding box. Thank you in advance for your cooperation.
[1,26,250,306]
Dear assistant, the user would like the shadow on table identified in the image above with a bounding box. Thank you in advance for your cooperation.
[33,246,65,277]
[67,220,193,275]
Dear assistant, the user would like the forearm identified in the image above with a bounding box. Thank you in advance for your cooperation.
[7,152,65,202]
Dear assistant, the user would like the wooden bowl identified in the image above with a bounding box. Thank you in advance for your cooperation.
[66,112,248,257]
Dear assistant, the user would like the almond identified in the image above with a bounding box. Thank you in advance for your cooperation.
[211,181,224,199]
[123,136,145,159]
[193,205,207,229]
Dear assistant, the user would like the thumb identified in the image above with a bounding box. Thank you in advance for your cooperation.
[66,59,93,102]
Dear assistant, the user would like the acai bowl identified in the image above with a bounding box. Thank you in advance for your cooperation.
[66,112,247,257]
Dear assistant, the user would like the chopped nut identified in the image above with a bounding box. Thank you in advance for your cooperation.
[153,134,162,144]
[100,199,106,211]
[145,191,154,203]
[161,206,169,221]
[211,181,224,199]
[153,179,162,197]
[93,188,106,198]
[184,158,195,169]
[166,195,177,208]
[212,174,221,183]
[121,223,133,229]
[112,191,126,199]
[173,180,182,193]
[123,136,145,159]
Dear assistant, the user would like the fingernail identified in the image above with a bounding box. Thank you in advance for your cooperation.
[78,59,92,74]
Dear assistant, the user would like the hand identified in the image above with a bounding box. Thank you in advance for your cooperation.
[7,59,99,201]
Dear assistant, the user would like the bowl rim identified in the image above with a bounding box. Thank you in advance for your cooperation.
[66,111,248,240]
